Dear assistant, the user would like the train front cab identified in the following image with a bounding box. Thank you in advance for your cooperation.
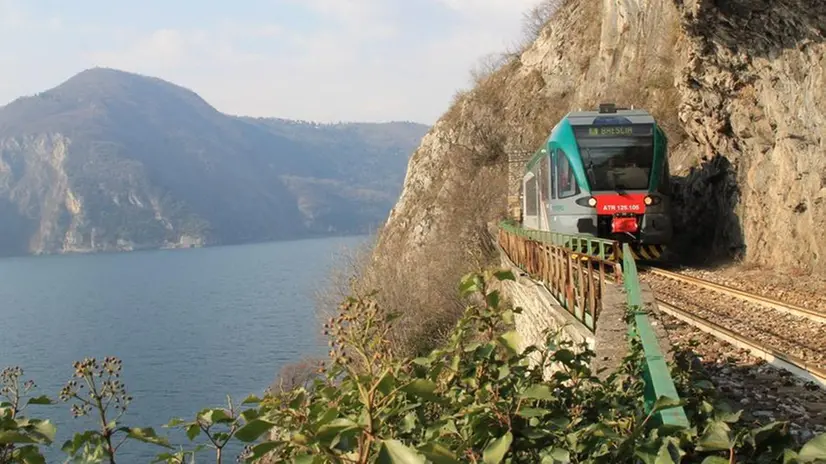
[521,108,673,261]
[569,116,673,260]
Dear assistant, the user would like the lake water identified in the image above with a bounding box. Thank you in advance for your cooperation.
[0,235,369,462]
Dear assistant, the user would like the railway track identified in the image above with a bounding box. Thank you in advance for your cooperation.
[639,265,826,389]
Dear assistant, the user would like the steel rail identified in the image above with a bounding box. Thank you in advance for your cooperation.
[655,299,826,389]
[641,266,826,325]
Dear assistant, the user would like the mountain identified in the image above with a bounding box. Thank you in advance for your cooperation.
[0,68,429,257]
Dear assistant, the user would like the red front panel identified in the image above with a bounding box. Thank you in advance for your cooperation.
[593,193,647,215]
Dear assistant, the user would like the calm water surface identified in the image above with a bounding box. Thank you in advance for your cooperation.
[0,235,368,462]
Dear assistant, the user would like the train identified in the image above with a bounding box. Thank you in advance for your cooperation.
[519,103,672,260]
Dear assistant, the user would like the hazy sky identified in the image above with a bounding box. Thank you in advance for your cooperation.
[0,0,542,124]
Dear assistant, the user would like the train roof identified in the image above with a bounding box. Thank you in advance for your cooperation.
[525,104,658,173]
[564,104,655,126]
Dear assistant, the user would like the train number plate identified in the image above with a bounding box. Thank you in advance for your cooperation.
[594,193,647,214]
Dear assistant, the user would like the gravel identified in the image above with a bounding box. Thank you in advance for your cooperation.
[641,272,826,370]
[653,311,826,444]
[672,265,826,313]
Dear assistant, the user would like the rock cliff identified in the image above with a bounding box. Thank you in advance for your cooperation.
[369,0,825,349]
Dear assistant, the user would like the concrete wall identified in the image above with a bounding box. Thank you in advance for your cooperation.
[496,246,629,380]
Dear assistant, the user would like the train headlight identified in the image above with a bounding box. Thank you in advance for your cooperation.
[644,196,653,206]
[576,196,599,208]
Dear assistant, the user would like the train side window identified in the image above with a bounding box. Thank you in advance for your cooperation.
[557,151,579,199]
[524,176,537,215]
[539,155,550,204]
[550,150,557,199]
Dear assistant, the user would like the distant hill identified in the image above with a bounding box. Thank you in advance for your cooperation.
[0,67,429,256]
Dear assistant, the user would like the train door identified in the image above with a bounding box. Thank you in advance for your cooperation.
[551,148,582,235]
[522,171,539,229]
[537,152,552,231]
[548,148,558,231]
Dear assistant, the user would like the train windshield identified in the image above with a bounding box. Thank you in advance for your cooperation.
[573,124,654,191]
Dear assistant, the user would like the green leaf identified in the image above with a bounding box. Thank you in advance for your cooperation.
[798,432,826,461]
[124,427,173,448]
[241,394,262,404]
[13,444,47,464]
[552,349,576,364]
[377,439,426,464]
[517,408,550,418]
[493,270,515,281]
[501,309,515,326]
[377,371,397,396]
[234,419,276,442]
[485,290,501,309]
[241,408,261,422]
[541,448,571,463]
[482,431,513,464]
[520,385,555,401]
[247,441,282,460]
[316,418,359,444]
[165,417,187,427]
[26,396,55,406]
[401,412,417,433]
[0,430,36,444]
[293,453,321,464]
[748,421,788,449]
[497,331,522,354]
[717,408,743,424]
[418,442,460,464]
[656,436,686,463]
[31,420,56,443]
[199,408,232,425]
[634,440,659,464]
[696,421,733,452]
[186,423,201,441]
[700,457,730,464]
[782,449,800,463]
[459,274,482,297]
[651,396,684,414]
[402,379,442,403]
[60,430,101,457]
[313,407,341,430]
[463,342,482,353]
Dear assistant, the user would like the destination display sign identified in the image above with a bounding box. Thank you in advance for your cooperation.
[574,124,653,138]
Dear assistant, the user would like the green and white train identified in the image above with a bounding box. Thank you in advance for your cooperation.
[520,104,673,260]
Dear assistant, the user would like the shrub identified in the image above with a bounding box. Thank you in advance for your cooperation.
[3,270,825,463]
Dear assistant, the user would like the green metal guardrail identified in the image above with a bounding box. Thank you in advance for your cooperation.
[496,220,688,427]
[499,220,619,262]
[622,243,689,428]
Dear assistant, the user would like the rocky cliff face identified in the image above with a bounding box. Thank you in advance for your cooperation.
[0,68,429,257]
[370,0,825,334]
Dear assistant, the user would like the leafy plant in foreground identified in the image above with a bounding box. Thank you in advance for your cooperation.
[58,356,172,462]
[0,367,56,463]
[2,269,826,463]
